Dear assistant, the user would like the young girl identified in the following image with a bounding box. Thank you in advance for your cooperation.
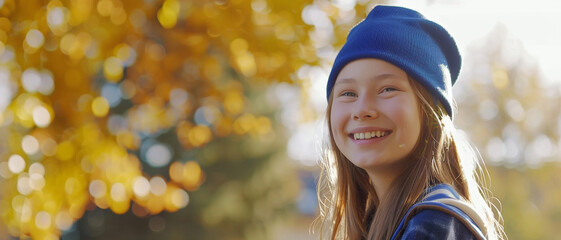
[318,5,505,240]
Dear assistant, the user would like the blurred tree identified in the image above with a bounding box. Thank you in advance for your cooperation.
[456,23,561,167]
[455,23,561,239]
[0,0,321,239]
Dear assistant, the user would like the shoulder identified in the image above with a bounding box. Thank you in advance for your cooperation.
[401,209,478,240]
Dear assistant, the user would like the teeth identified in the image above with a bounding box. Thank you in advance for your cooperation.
[353,131,389,140]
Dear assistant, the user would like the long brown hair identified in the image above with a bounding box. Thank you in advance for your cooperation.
[315,78,505,240]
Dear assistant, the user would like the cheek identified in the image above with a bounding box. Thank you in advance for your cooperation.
[386,99,422,142]
[402,103,422,143]
[329,105,346,139]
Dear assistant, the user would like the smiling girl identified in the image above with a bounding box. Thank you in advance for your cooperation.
[317,5,505,240]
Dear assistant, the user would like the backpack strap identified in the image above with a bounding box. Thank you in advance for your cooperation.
[390,184,487,240]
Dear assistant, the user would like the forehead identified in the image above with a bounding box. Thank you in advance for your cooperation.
[336,59,407,81]
[335,59,408,86]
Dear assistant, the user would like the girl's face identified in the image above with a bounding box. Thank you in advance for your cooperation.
[330,59,422,175]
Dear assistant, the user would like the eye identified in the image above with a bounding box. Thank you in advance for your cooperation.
[380,87,398,94]
[339,91,357,97]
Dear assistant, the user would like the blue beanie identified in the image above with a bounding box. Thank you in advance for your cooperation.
[326,5,461,117]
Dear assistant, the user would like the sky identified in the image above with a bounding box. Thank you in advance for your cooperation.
[392,0,561,85]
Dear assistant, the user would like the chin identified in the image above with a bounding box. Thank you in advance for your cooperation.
[348,155,381,169]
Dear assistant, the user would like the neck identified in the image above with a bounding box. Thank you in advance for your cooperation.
[367,171,395,201]
[365,162,409,202]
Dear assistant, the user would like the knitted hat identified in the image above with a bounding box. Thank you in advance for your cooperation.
[326,5,461,117]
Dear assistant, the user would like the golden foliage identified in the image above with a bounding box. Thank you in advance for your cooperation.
[0,0,335,238]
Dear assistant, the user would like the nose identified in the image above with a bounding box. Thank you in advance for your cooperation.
[352,111,378,120]
[352,97,378,120]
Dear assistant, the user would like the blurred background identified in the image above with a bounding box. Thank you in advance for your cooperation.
[0,0,560,239]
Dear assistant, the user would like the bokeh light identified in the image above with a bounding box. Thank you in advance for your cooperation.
[29,173,45,191]
[115,44,136,66]
[148,215,166,232]
[55,211,73,231]
[35,211,52,230]
[89,180,107,199]
[21,68,41,93]
[103,57,124,82]
[40,138,57,156]
[17,174,32,195]
[110,183,127,202]
[21,135,39,155]
[47,6,69,35]
[32,105,52,128]
[132,176,150,198]
[150,176,167,196]
[140,142,172,168]
[157,0,180,29]
[25,29,44,49]
[8,154,25,174]
[28,162,44,175]
[183,161,202,190]
[188,125,212,147]
[101,83,122,107]
[170,188,189,209]
[91,96,110,117]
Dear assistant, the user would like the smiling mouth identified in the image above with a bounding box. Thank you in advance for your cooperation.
[350,130,392,140]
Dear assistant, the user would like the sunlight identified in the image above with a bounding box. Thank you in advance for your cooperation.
[392,0,561,84]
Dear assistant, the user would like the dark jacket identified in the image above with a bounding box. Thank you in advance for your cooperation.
[391,184,486,240]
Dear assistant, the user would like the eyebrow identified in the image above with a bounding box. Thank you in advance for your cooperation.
[335,73,402,85]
